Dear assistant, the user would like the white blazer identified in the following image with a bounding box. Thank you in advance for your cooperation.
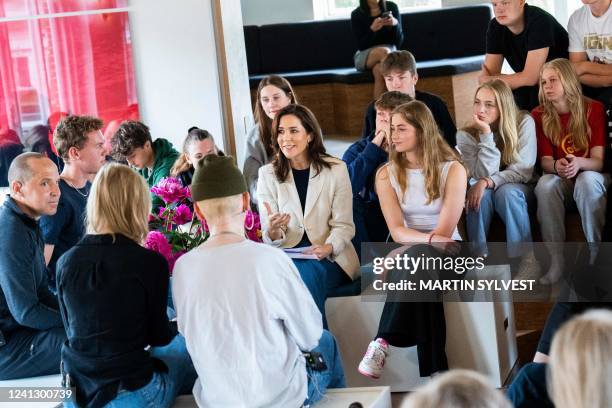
[257,157,360,280]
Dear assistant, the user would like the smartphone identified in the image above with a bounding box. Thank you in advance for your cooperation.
[381,11,392,19]
[303,351,327,371]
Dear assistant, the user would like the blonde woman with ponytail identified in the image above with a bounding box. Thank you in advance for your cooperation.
[533,58,608,284]
[357,100,466,379]
[457,79,538,275]
[56,163,196,407]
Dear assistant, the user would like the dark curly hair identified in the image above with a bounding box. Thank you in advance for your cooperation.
[110,120,152,159]
[53,115,103,160]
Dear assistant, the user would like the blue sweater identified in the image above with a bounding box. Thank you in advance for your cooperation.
[342,131,388,204]
[342,133,390,243]
[0,197,62,334]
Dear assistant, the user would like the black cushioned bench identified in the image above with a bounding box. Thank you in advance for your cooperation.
[243,4,493,136]
[244,4,492,86]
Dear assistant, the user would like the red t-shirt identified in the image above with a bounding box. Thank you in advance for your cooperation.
[532,99,606,159]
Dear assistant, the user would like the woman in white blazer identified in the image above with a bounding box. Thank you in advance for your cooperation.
[257,104,360,319]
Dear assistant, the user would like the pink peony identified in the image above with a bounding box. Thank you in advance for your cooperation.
[172,204,192,225]
[244,210,262,242]
[151,177,190,204]
[144,231,173,264]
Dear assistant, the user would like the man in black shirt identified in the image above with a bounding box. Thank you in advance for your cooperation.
[480,0,569,110]
[0,153,66,380]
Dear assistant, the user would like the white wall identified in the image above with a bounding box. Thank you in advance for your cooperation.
[443,0,484,6]
[241,0,314,25]
[216,0,256,167]
[129,0,225,152]
[241,0,484,25]
[241,0,578,25]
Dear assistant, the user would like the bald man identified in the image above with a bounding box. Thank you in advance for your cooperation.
[0,152,66,380]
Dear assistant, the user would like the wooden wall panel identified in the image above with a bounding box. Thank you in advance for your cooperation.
[333,83,372,137]
[417,76,455,116]
[249,71,480,138]
[293,83,337,135]
[452,71,480,129]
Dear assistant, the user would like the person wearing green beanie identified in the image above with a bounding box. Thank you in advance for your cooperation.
[172,154,345,407]
[190,155,247,202]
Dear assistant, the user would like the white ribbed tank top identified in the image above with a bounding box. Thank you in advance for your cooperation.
[388,161,462,241]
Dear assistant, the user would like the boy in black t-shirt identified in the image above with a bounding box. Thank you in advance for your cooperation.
[40,116,106,290]
[360,50,456,146]
[480,0,568,110]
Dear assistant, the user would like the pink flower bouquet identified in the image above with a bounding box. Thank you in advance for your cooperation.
[145,177,262,274]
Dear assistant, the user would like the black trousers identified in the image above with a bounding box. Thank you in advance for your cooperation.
[0,327,66,380]
[375,244,449,377]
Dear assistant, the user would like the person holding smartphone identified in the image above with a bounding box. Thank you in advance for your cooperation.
[351,0,404,98]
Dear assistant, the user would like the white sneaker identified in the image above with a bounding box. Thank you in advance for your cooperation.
[358,338,388,379]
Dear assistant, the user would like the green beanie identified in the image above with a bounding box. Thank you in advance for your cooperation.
[190,155,247,201]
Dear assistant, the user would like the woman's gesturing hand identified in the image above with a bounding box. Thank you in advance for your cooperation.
[264,202,291,241]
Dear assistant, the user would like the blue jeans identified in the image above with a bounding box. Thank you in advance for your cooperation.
[64,334,196,408]
[466,183,534,258]
[167,277,176,320]
[305,330,346,406]
[292,259,349,327]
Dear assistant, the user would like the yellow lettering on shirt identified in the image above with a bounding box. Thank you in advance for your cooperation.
[583,35,612,51]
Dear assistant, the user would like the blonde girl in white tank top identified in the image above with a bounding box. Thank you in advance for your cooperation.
[357,100,467,380]
[376,100,466,246]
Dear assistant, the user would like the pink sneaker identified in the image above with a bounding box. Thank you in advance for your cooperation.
[358,338,388,379]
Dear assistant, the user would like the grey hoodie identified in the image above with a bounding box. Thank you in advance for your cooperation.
[242,125,269,205]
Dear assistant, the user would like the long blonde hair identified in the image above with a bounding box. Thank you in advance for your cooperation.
[86,163,150,243]
[388,100,462,204]
[538,58,591,151]
[463,79,521,166]
[548,309,612,408]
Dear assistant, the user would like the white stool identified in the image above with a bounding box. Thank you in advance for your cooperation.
[326,264,518,391]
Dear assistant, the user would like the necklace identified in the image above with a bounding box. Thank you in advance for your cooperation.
[63,178,89,198]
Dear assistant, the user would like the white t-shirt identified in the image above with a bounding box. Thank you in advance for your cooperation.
[568,4,612,64]
[172,240,322,408]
